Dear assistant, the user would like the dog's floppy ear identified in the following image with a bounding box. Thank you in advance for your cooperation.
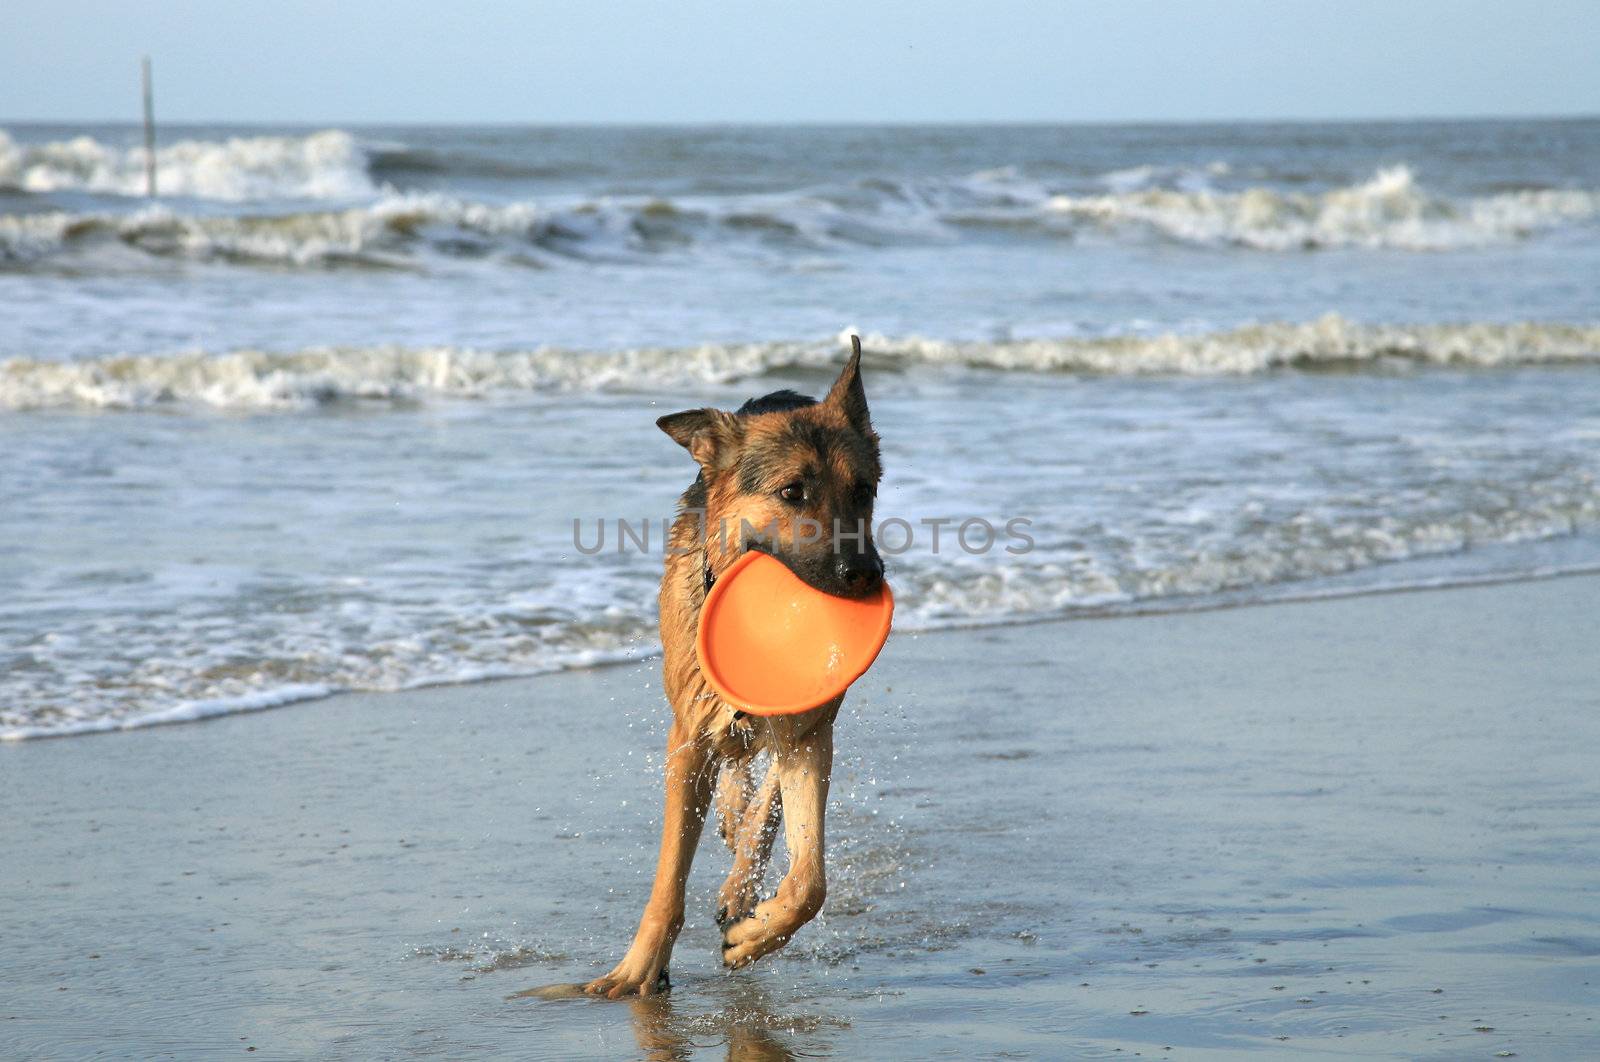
[825,335,871,434]
[657,407,743,471]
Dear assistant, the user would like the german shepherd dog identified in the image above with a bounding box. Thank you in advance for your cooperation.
[583,338,883,998]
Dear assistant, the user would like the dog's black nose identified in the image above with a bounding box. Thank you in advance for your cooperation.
[834,551,884,595]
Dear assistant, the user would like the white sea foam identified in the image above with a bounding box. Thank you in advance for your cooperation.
[891,489,1600,630]
[859,317,1600,375]
[5,489,1597,742]
[1045,166,1600,250]
[0,193,568,268]
[0,191,703,269]
[2,317,1595,411]
[0,595,660,742]
[0,683,335,741]
[0,128,374,201]
[0,339,821,409]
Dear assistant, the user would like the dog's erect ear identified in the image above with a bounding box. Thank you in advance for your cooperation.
[657,407,743,471]
[825,335,871,434]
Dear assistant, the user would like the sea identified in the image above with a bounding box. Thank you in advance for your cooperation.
[2,118,1597,739]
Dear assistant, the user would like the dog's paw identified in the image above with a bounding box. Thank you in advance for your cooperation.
[719,879,825,969]
[583,964,671,1000]
[721,907,794,970]
[715,874,761,929]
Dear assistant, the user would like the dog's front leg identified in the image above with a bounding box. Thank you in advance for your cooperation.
[720,720,833,968]
[586,720,714,998]
[715,759,783,928]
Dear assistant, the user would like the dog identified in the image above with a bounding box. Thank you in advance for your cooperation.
[583,337,883,998]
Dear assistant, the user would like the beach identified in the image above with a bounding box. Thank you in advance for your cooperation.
[5,573,1598,1059]
[3,115,1599,1058]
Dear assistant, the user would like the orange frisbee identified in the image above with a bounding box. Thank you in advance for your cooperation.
[697,551,894,716]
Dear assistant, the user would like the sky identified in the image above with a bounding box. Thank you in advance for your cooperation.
[2,0,1597,125]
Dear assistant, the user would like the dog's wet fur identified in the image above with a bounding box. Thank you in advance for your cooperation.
[582,338,882,998]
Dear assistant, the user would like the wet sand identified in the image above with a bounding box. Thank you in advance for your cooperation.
[4,575,1599,1059]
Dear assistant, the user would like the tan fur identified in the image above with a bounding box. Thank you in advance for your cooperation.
[583,347,877,999]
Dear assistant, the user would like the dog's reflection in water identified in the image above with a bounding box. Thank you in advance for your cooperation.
[511,980,804,1061]
[624,992,797,1062]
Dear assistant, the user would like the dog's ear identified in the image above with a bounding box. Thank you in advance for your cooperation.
[825,335,871,434]
[657,407,743,471]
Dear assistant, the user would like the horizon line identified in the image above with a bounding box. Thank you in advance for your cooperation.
[3,111,1598,129]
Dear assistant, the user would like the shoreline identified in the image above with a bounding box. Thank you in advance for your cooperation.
[7,556,1599,744]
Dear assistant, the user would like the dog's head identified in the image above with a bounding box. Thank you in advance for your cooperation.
[659,339,884,599]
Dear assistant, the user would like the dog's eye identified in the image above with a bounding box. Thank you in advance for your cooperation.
[778,480,805,505]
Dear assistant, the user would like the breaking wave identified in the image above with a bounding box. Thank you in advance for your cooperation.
[0,187,960,270]
[0,194,572,269]
[1041,165,1600,250]
[3,316,1597,410]
[0,128,374,201]
[863,317,1600,375]
[2,163,1595,270]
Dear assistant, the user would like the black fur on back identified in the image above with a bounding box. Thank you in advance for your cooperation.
[736,389,817,417]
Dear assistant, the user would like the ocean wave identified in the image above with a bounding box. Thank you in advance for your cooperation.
[0,190,833,269]
[861,317,1600,375]
[3,317,1597,410]
[0,193,576,269]
[3,165,1594,271]
[0,128,374,201]
[1043,166,1600,250]
[0,338,829,409]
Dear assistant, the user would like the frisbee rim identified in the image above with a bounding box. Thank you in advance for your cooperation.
[696,550,894,717]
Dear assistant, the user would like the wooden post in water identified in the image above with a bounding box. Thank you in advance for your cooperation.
[141,56,157,198]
